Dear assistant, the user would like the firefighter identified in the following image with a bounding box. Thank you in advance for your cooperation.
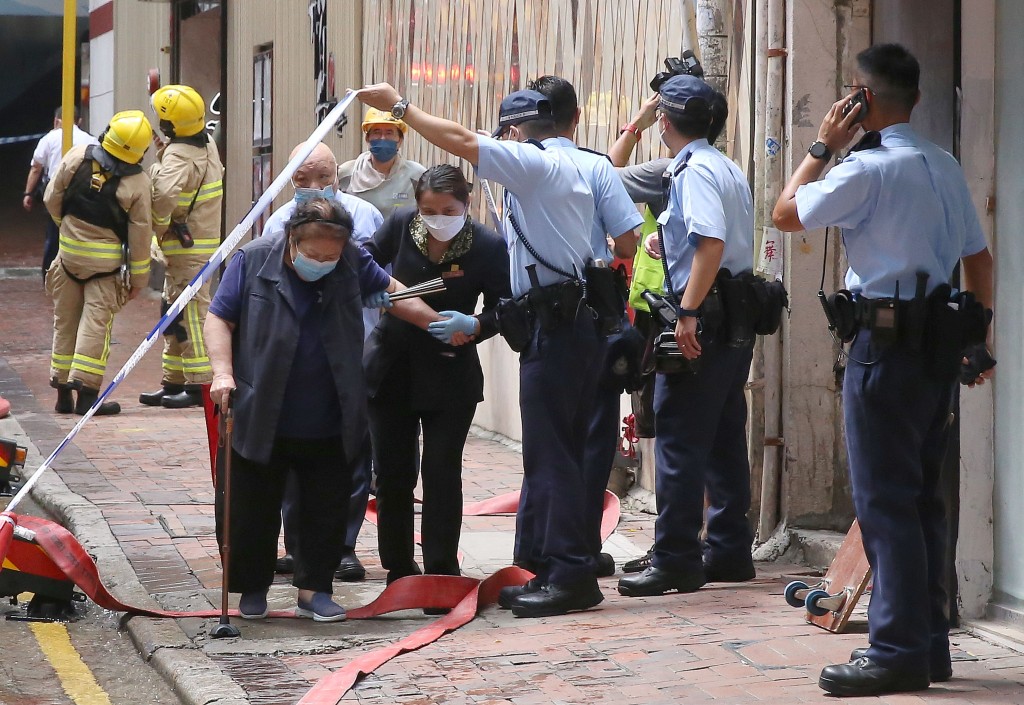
[139,85,224,409]
[44,110,154,416]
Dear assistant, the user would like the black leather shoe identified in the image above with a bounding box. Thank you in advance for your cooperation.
[275,554,294,574]
[596,552,616,578]
[498,578,541,609]
[849,648,952,683]
[617,566,706,597]
[335,549,366,581]
[623,547,653,574]
[161,388,203,409]
[140,384,184,406]
[703,558,755,582]
[819,657,930,696]
[510,580,603,618]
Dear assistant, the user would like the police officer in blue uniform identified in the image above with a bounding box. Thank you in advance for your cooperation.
[357,83,606,618]
[616,74,757,598]
[773,44,994,697]
[526,75,643,578]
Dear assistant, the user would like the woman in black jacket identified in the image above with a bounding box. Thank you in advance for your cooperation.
[363,164,511,588]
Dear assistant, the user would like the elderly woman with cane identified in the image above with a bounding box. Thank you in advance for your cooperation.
[204,198,445,621]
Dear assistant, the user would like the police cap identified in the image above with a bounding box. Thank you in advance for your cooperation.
[658,74,716,114]
[492,90,553,137]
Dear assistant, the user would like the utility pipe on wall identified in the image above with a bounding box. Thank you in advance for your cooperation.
[61,0,77,155]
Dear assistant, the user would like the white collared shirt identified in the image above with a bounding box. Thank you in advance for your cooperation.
[31,126,99,179]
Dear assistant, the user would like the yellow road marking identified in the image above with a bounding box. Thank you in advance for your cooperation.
[29,621,113,705]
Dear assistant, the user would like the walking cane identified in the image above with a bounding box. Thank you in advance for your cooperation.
[211,392,241,639]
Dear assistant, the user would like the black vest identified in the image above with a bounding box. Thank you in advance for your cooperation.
[230,234,367,464]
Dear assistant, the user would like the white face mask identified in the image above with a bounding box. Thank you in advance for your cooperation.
[658,118,671,149]
[420,213,466,242]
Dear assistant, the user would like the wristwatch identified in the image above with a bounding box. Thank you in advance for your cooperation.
[391,98,410,120]
[808,141,832,161]
[619,123,640,138]
[677,307,701,318]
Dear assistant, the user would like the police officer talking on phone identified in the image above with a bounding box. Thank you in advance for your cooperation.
[773,44,994,697]
[616,74,758,599]
[357,83,606,619]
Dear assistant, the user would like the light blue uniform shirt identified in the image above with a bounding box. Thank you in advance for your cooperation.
[546,137,644,261]
[262,191,385,339]
[657,139,754,294]
[477,135,596,297]
[796,124,987,299]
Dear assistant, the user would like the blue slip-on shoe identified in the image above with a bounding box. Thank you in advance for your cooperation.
[238,590,269,620]
[295,592,347,622]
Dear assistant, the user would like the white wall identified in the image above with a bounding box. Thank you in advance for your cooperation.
[991,0,1024,614]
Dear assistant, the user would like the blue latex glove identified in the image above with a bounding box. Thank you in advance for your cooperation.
[362,290,392,309]
[427,310,477,344]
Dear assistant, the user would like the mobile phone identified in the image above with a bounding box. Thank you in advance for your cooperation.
[842,88,869,123]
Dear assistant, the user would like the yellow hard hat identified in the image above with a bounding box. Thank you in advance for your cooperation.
[151,84,206,137]
[101,110,153,164]
[361,107,408,135]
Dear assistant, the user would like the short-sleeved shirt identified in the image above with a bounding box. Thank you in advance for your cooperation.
[617,157,674,217]
[476,135,596,296]
[657,139,754,293]
[795,123,987,299]
[546,137,643,261]
[32,126,98,179]
[209,247,391,437]
[261,191,383,245]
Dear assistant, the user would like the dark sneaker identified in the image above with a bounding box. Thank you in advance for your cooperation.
[295,592,346,622]
[238,590,269,620]
[623,547,653,574]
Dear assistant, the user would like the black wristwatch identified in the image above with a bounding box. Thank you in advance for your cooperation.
[391,98,410,120]
[808,141,832,161]
[678,307,701,318]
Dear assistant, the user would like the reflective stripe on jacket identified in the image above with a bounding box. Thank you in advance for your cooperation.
[44,143,153,286]
[150,138,224,261]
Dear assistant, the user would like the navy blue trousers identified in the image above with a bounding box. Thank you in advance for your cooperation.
[581,328,629,558]
[514,309,604,586]
[652,338,753,573]
[845,331,955,674]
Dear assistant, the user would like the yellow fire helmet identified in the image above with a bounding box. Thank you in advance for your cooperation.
[151,84,206,137]
[101,110,153,164]
[361,107,408,135]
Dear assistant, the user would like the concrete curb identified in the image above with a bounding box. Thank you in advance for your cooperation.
[1,414,250,705]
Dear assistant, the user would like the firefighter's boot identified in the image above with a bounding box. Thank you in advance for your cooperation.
[161,385,202,409]
[139,383,185,406]
[74,386,121,416]
[50,379,74,414]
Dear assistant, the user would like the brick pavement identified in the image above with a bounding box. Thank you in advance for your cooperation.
[2,264,1024,704]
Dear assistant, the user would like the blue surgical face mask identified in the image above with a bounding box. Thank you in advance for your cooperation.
[368,139,399,162]
[291,246,338,282]
[293,183,335,204]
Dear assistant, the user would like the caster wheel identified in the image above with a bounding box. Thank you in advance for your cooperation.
[805,588,831,617]
[784,580,809,608]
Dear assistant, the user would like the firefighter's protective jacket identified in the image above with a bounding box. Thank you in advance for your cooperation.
[150,136,224,266]
[44,144,153,288]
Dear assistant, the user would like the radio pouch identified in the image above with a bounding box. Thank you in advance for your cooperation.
[495,296,533,353]
[584,261,628,336]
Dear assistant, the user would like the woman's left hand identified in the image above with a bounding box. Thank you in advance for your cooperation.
[428,310,478,344]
